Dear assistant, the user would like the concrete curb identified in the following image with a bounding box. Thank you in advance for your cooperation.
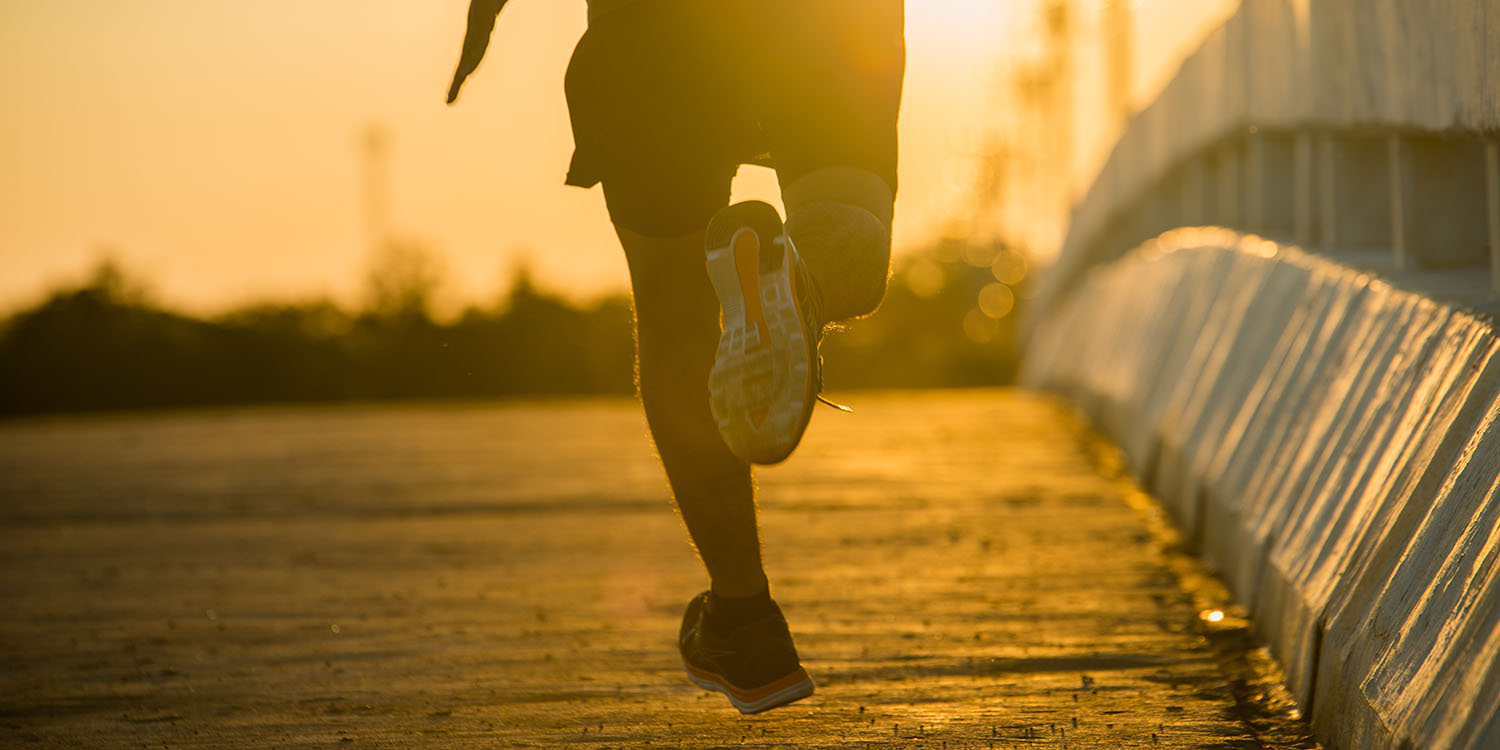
[1023,227,1500,750]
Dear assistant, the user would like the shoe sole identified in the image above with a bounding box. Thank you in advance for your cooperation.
[683,660,815,714]
[705,201,817,465]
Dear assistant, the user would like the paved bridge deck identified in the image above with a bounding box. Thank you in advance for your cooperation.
[0,390,1310,748]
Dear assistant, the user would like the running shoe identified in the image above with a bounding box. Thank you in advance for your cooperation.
[705,200,829,465]
[678,591,815,714]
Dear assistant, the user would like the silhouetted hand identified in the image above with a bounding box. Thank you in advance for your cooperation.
[447,0,509,104]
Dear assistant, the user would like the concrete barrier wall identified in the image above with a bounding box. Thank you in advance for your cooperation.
[1038,0,1500,312]
[1023,228,1500,750]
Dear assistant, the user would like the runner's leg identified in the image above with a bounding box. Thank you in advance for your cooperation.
[563,0,797,595]
[753,0,905,324]
[783,166,895,322]
[616,224,769,599]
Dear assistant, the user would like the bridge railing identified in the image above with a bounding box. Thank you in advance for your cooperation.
[1022,3,1500,748]
[1037,0,1500,316]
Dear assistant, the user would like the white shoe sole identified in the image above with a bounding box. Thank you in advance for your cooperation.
[705,202,817,465]
[683,660,815,714]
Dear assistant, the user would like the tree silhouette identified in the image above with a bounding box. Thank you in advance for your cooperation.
[0,240,1023,417]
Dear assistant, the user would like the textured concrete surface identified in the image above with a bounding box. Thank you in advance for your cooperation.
[0,391,1309,748]
[1025,228,1500,749]
[1037,0,1500,312]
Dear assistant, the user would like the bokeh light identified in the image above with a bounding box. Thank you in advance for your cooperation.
[990,248,1029,285]
[963,308,1001,343]
[961,242,998,268]
[904,258,946,299]
[978,283,1016,320]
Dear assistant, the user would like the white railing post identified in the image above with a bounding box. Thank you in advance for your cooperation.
[1219,144,1240,228]
[1318,135,1337,249]
[1487,141,1500,296]
[1184,158,1206,226]
[1294,131,1315,246]
[1248,130,1265,233]
[1388,135,1410,271]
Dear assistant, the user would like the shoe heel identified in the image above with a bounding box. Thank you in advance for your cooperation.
[706,201,784,334]
[706,240,748,330]
[705,200,783,253]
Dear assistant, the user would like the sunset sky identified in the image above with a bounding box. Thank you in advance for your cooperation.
[0,0,1233,315]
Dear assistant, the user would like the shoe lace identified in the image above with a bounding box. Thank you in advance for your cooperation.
[789,236,852,414]
[817,392,853,412]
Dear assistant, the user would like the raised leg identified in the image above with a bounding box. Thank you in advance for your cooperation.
[782,166,895,322]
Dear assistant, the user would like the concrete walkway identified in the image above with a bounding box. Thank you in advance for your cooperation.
[1,391,1304,748]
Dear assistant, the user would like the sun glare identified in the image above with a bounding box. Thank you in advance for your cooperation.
[907,0,1013,41]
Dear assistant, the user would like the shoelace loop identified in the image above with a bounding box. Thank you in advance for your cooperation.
[788,231,852,414]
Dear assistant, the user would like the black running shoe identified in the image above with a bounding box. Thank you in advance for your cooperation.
[678,591,815,714]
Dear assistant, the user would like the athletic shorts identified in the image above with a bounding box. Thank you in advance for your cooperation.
[563,0,905,237]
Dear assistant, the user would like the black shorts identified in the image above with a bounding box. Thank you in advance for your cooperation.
[563,0,905,237]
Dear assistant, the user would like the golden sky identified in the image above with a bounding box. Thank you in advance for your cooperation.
[0,0,1233,314]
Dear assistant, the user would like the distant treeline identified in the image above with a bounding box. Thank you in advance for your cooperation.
[0,241,1023,417]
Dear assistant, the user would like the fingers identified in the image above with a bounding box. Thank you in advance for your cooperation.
[448,53,483,104]
[446,36,489,104]
[445,0,507,104]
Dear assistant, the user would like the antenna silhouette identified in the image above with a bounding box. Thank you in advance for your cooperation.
[361,123,392,253]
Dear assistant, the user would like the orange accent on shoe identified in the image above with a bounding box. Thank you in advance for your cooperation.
[733,230,770,351]
[683,661,813,704]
